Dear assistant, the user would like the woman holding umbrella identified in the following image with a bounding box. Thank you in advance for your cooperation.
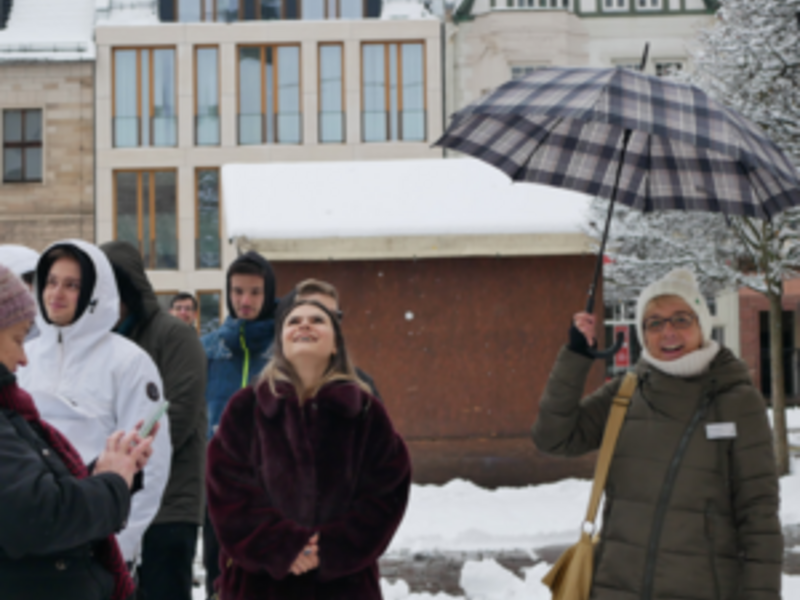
[532,268,781,600]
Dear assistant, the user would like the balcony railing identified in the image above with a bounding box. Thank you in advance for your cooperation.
[237,113,302,145]
[113,116,178,148]
[361,110,427,143]
[491,0,570,8]
[319,111,345,144]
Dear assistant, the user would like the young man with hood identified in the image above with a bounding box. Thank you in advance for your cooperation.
[200,250,276,597]
[18,239,172,570]
[101,241,208,600]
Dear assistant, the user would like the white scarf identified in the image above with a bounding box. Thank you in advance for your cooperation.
[641,340,721,378]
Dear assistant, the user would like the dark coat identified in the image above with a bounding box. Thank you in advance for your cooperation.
[0,373,131,600]
[102,241,208,526]
[207,380,411,600]
[532,346,782,600]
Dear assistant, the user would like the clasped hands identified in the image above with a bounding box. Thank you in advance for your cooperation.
[290,533,319,576]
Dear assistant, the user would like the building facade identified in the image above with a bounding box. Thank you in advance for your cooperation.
[0,0,96,250]
[94,0,444,331]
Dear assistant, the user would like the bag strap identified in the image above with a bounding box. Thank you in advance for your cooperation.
[584,371,637,525]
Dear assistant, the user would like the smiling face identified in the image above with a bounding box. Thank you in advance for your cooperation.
[642,295,703,361]
[0,319,32,372]
[281,303,337,369]
[43,257,82,326]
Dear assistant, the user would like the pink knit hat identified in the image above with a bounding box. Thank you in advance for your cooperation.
[0,263,36,330]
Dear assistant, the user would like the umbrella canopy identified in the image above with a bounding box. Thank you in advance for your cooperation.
[437,66,800,219]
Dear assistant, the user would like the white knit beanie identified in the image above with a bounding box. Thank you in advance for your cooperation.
[635,268,712,344]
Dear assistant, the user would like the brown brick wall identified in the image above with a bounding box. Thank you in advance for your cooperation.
[0,61,94,250]
[272,254,605,486]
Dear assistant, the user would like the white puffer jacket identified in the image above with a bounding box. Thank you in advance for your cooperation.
[19,239,172,563]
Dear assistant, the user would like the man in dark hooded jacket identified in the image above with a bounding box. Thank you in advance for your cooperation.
[200,250,276,597]
[101,241,208,600]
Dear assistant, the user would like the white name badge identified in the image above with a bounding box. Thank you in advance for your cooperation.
[706,422,737,440]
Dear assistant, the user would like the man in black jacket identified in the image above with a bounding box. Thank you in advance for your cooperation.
[101,241,208,600]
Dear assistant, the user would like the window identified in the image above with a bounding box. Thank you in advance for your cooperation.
[655,61,684,77]
[155,291,180,312]
[319,44,345,143]
[160,0,380,20]
[362,42,426,143]
[198,290,222,335]
[499,0,569,8]
[602,0,627,10]
[636,0,660,8]
[113,48,177,147]
[114,170,178,269]
[238,45,302,145]
[196,47,220,145]
[3,109,42,183]
[196,168,221,269]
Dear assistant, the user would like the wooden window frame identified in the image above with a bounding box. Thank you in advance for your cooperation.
[360,40,428,142]
[112,168,180,270]
[318,42,345,144]
[194,45,221,145]
[197,289,223,334]
[195,166,222,270]
[111,46,177,147]
[237,43,303,145]
[2,108,43,184]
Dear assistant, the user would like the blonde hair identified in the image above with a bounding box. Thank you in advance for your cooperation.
[259,299,371,400]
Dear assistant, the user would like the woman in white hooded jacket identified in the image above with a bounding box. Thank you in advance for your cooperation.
[19,239,172,566]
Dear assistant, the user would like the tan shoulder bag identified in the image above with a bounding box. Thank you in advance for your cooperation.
[541,371,637,600]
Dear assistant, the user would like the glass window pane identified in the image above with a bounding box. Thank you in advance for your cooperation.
[362,44,386,142]
[154,171,178,269]
[327,0,336,17]
[197,169,221,268]
[199,292,221,336]
[196,47,220,145]
[341,0,361,18]
[389,44,398,141]
[24,110,42,142]
[217,0,238,21]
[3,110,21,143]
[142,173,152,268]
[265,47,274,143]
[153,49,177,147]
[401,43,425,141]
[239,47,262,145]
[114,50,138,147]
[285,0,299,18]
[3,148,22,181]
[179,0,202,21]
[260,0,281,18]
[24,147,41,181]
[242,0,257,18]
[277,46,300,143]
[141,50,151,146]
[319,45,343,143]
[115,172,139,251]
[303,0,324,19]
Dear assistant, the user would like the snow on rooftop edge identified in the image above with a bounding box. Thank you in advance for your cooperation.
[222,158,593,241]
[0,0,96,60]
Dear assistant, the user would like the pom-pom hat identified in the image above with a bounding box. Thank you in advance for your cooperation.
[635,268,712,344]
[0,263,36,331]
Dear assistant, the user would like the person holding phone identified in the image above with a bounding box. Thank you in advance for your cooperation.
[206,299,411,600]
[532,268,782,600]
[18,240,172,569]
[0,263,157,600]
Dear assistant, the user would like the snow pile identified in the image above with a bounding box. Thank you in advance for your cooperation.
[389,478,592,553]
[0,0,96,60]
[96,0,160,26]
[221,158,593,241]
[460,559,552,600]
[381,0,438,20]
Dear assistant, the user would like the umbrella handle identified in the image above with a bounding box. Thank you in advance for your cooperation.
[587,331,626,360]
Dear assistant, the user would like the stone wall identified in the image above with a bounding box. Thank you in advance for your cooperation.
[0,61,94,250]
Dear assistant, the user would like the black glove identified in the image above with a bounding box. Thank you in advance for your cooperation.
[568,323,596,359]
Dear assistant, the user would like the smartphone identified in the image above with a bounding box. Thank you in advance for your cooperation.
[139,401,170,438]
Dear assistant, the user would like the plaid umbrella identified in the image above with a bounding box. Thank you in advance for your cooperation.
[436,66,800,356]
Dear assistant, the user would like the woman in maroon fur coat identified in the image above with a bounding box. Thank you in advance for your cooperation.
[206,299,411,600]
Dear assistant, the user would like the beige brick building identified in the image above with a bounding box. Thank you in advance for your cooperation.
[0,0,97,251]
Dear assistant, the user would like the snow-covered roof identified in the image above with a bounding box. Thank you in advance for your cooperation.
[381,0,438,20]
[222,158,594,260]
[0,0,97,61]
[96,0,159,26]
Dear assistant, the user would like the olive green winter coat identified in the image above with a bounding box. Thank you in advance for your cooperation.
[532,346,782,600]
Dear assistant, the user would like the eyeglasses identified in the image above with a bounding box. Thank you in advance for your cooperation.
[643,311,697,333]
